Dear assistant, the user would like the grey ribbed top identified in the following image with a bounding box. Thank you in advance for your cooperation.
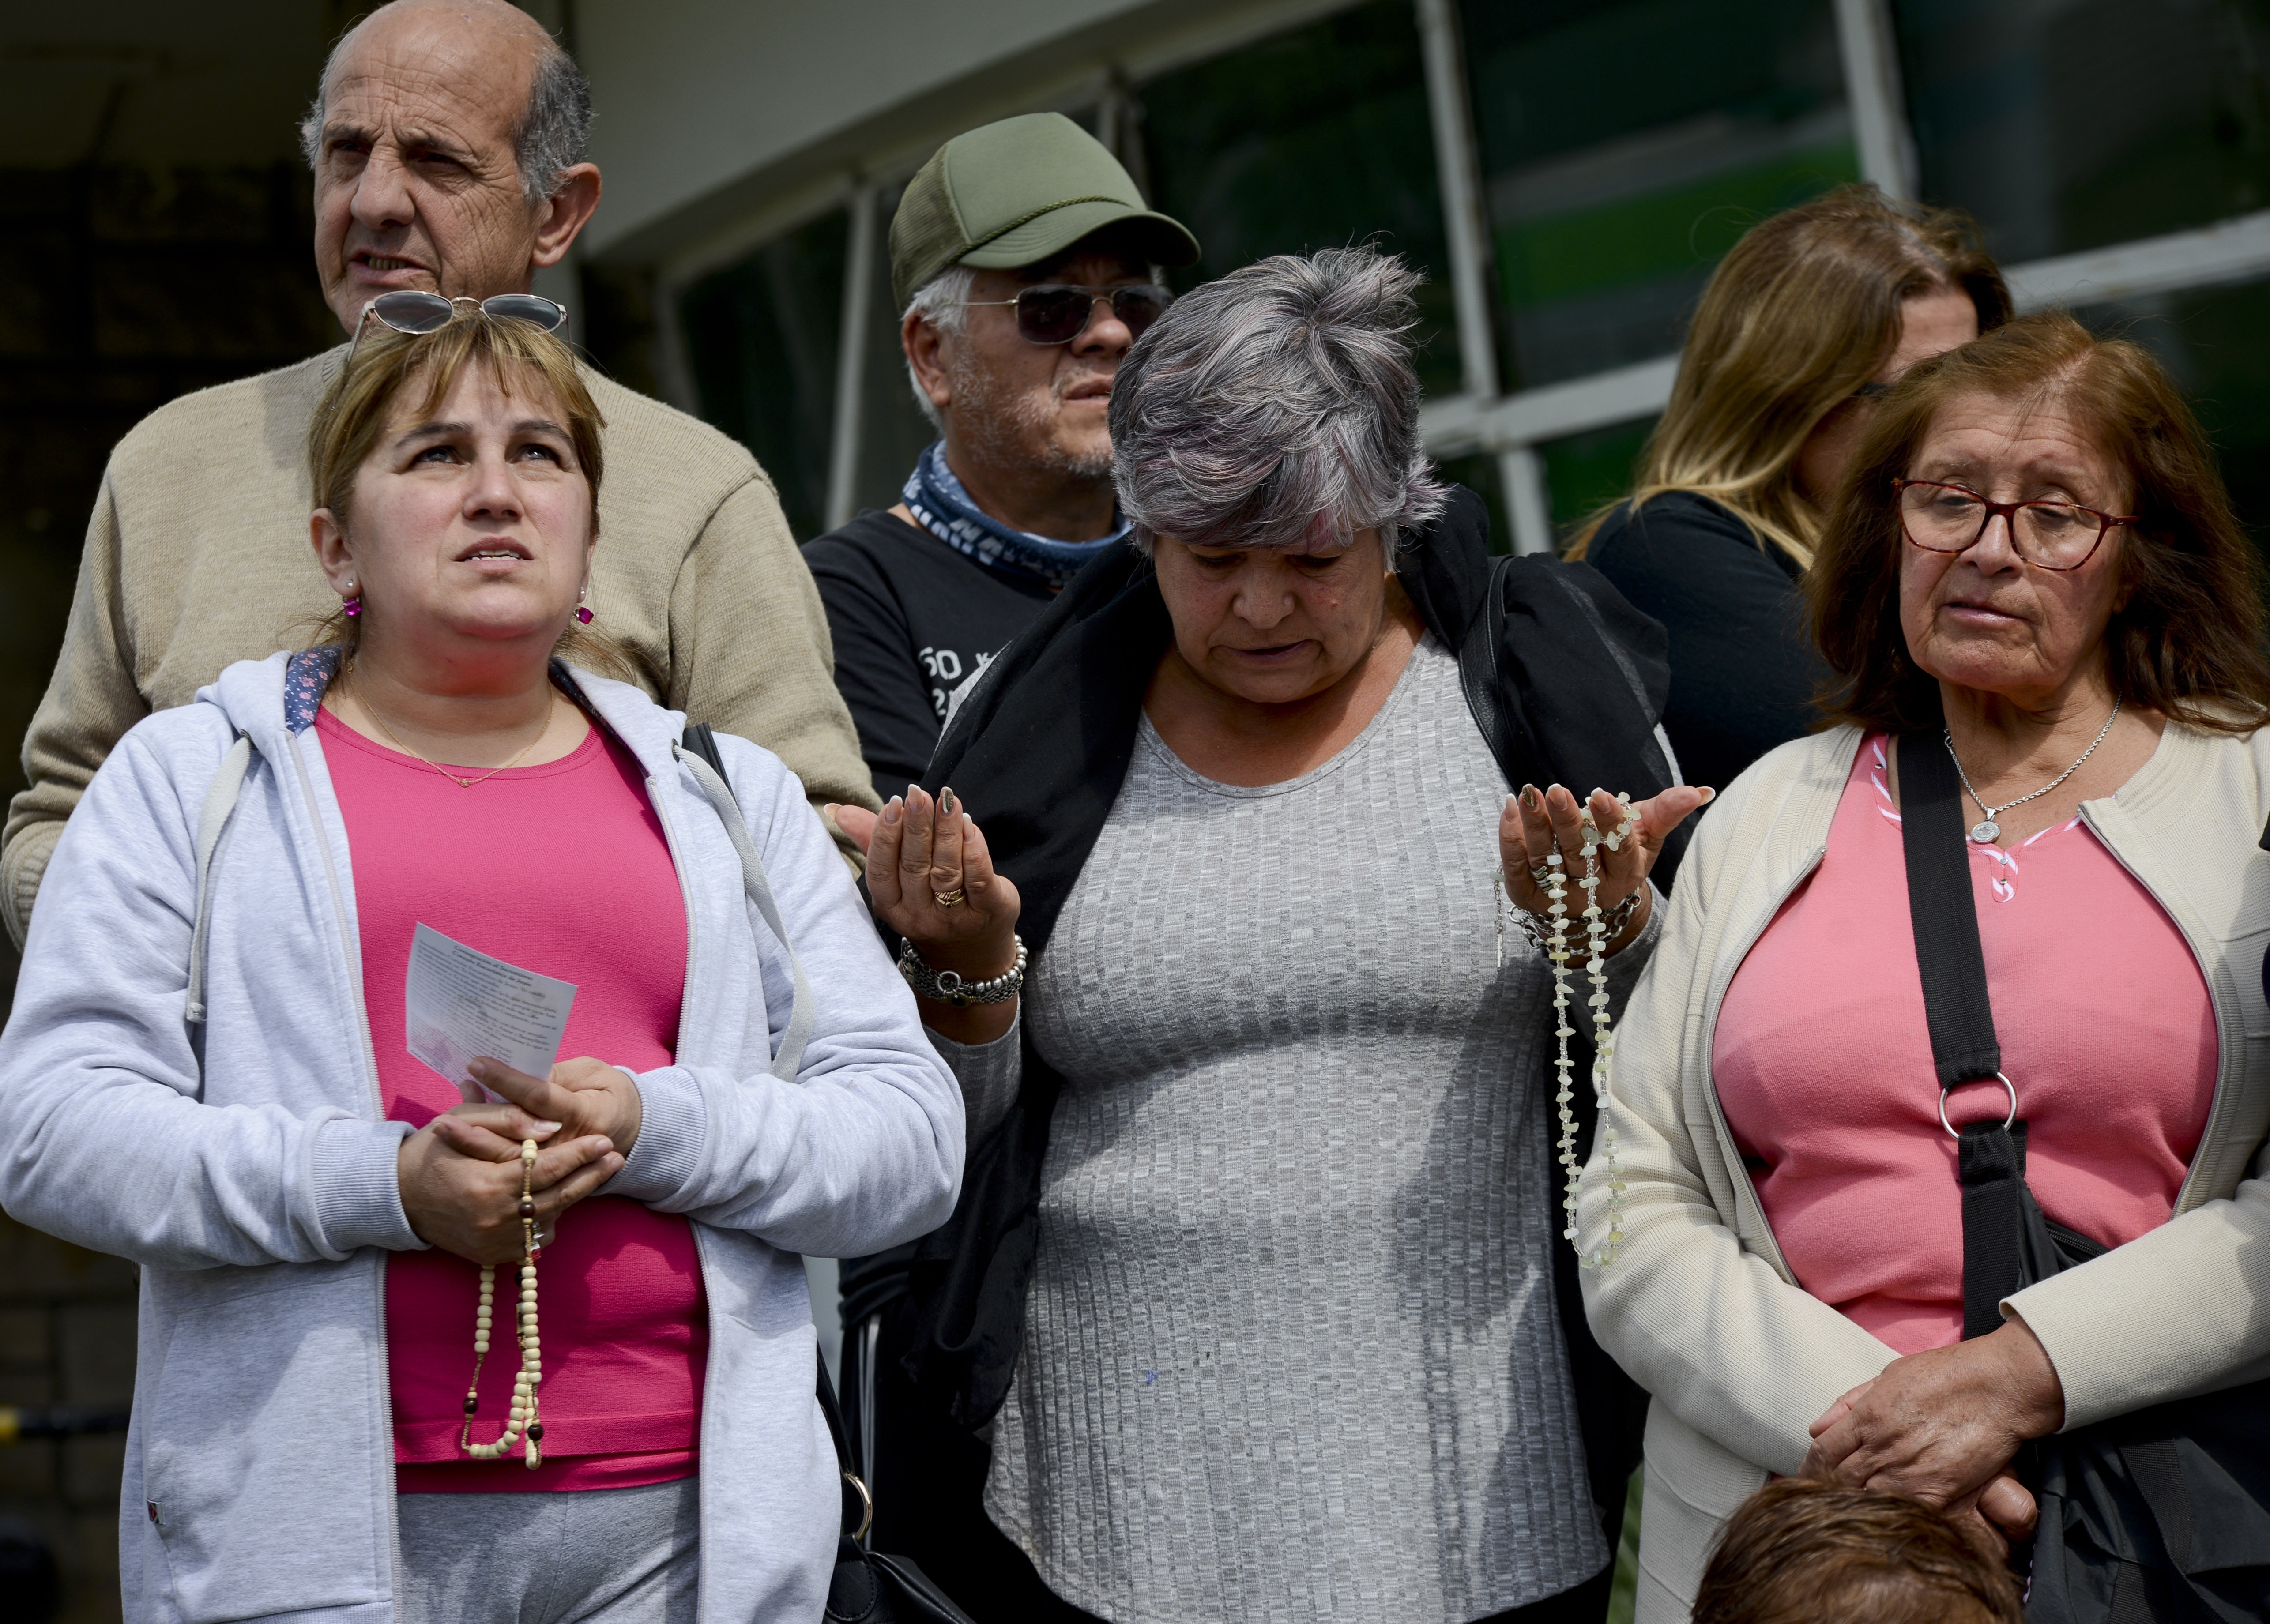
[940,637,1654,1623]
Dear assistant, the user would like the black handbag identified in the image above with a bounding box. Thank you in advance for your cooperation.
[817,1352,979,1624]
[1897,732,2270,1623]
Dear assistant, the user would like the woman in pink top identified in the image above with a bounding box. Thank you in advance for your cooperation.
[0,305,963,1624]
[1574,314,2270,1621]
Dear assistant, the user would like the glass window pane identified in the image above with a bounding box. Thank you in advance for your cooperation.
[853,180,948,517]
[2073,277,2270,554]
[1897,0,2270,264]
[1138,0,1461,398]
[1541,416,1658,544]
[1461,0,1856,391]
[678,209,849,541]
[1434,452,1514,555]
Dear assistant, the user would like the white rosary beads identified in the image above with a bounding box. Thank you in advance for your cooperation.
[1544,799,1633,1271]
[459,1138,545,1467]
[1576,803,1630,1270]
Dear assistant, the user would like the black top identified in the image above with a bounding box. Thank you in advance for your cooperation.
[1583,490,1829,794]
[804,511,1056,803]
[898,485,1679,1534]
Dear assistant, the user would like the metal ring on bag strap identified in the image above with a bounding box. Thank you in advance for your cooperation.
[1939,1071,2018,1138]
[842,1470,874,1544]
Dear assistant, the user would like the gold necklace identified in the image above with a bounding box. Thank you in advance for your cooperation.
[346,662,553,789]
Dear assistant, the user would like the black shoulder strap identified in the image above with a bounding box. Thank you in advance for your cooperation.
[815,1352,871,1543]
[1898,732,2032,1340]
[1455,556,1519,780]
[681,721,728,782]
[1896,732,2003,1087]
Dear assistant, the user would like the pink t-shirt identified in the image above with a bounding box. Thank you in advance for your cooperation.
[1712,733,2215,1354]
[318,706,705,1492]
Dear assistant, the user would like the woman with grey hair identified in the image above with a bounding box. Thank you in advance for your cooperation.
[835,246,1710,1623]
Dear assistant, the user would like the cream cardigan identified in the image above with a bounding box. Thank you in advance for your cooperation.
[1577,721,2270,1621]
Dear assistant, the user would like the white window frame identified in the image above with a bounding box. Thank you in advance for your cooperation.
[664,0,2270,549]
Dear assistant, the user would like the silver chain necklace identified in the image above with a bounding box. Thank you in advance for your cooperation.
[1944,699,2122,844]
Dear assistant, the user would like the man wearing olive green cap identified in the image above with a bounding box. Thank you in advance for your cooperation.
[805,111,1199,801]
[807,109,1196,1621]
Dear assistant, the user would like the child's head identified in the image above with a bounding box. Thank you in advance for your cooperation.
[1693,1479,2023,1624]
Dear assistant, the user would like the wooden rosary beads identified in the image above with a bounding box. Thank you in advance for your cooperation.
[459,1138,545,1466]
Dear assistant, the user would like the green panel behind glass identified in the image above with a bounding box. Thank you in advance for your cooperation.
[1138,0,1461,398]
[1897,0,2270,264]
[678,210,850,542]
[1542,416,1657,545]
[2077,276,2270,558]
[1496,145,1859,311]
[1460,0,1852,390]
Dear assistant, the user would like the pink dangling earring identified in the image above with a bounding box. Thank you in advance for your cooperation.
[343,586,361,619]
[574,586,593,626]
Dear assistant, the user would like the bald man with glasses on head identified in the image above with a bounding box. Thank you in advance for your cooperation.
[3,0,874,948]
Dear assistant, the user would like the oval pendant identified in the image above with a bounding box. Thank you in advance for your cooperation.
[1970,820,2001,844]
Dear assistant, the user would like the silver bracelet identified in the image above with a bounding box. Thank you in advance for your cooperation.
[1510,886,1644,954]
[896,936,1026,1007]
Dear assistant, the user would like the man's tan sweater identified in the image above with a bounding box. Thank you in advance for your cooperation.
[3,346,879,949]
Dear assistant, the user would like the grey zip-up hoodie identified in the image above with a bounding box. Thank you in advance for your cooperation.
[0,651,965,1624]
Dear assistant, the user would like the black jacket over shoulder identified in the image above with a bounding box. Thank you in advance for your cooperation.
[901,485,1681,1534]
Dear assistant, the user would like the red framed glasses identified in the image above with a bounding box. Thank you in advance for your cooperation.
[1894,478,2139,572]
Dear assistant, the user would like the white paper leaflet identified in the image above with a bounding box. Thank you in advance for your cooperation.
[404,923,578,1088]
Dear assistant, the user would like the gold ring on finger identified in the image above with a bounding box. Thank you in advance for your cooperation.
[932,888,966,909]
[1528,864,1552,887]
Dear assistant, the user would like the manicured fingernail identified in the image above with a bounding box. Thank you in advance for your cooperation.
[1699,786,1717,802]
[883,798,902,825]
[535,1121,560,1135]
[940,787,957,817]
[1520,785,1540,808]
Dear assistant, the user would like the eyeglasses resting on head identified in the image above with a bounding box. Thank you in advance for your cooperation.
[346,290,568,361]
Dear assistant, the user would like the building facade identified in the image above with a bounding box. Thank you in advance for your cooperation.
[572,0,2270,556]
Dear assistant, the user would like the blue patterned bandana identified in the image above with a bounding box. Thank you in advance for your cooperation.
[902,441,1129,589]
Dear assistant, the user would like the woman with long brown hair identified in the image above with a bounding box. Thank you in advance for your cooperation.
[1574,184,2010,792]
[1577,312,2270,1619]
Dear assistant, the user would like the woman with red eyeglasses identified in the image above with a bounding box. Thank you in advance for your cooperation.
[1577,312,2270,1621]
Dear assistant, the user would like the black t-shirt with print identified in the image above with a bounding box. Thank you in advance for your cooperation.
[805,510,1056,804]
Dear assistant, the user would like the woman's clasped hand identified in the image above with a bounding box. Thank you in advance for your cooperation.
[1800,1318,2067,1554]
[395,1055,645,1267]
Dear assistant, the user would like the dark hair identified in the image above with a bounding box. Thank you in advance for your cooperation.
[1694,1480,2023,1624]
[1570,184,2010,568]
[1809,309,2270,736]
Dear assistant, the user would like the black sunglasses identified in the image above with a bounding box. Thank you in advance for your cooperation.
[961,283,1172,346]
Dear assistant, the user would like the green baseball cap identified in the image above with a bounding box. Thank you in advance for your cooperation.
[889,112,1200,310]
